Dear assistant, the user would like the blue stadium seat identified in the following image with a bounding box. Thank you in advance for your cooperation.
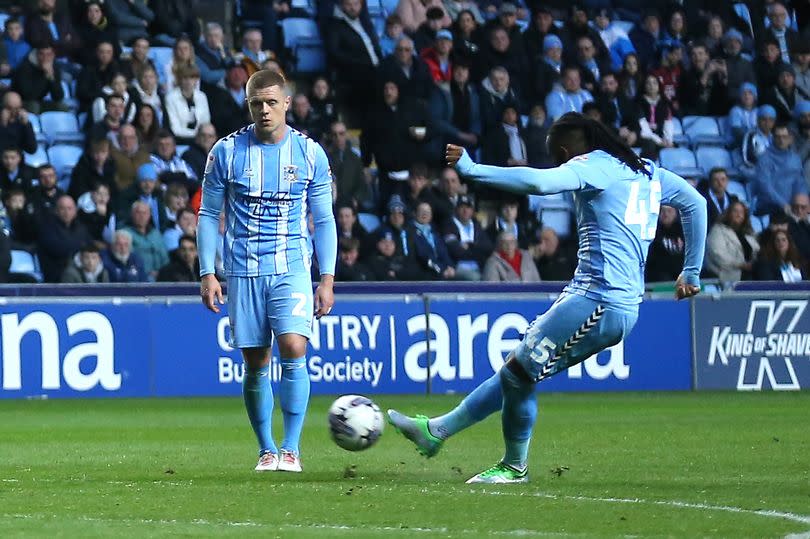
[671,117,688,146]
[684,116,724,146]
[29,113,47,145]
[48,144,83,179]
[9,250,43,282]
[726,180,748,204]
[695,146,735,177]
[148,47,174,77]
[60,80,79,111]
[358,212,381,233]
[290,0,316,16]
[380,0,398,14]
[659,147,703,178]
[24,146,49,167]
[39,111,83,145]
[295,41,327,73]
[281,18,321,49]
[366,0,385,16]
[540,208,572,238]
[716,115,734,146]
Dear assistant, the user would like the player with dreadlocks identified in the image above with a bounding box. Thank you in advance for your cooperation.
[388,112,708,483]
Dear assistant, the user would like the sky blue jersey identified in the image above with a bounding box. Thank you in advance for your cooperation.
[197,125,337,278]
[455,149,707,309]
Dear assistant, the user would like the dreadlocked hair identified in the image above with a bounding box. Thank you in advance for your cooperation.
[549,112,652,178]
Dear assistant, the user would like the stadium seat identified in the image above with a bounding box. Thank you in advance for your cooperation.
[148,47,174,77]
[39,111,83,145]
[48,144,83,179]
[29,113,47,145]
[24,146,49,167]
[380,0,398,14]
[281,18,321,49]
[541,208,572,238]
[726,180,748,204]
[295,41,327,73]
[358,212,381,233]
[60,80,79,111]
[9,250,43,282]
[659,147,703,177]
[366,0,385,16]
[290,0,316,16]
[533,192,573,210]
[716,115,734,146]
[671,117,688,146]
[695,146,736,177]
[684,116,724,146]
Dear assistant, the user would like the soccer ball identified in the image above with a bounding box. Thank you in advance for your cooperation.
[328,394,384,451]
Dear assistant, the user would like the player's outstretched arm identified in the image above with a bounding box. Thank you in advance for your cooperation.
[197,142,227,313]
[658,168,708,300]
[309,146,338,318]
[446,144,583,195]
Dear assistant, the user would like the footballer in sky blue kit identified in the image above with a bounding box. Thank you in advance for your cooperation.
[197,70,337,473]
[388,112,708,484]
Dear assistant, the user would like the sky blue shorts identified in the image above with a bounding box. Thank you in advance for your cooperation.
[513,293,639,382]
[227,272,314,349]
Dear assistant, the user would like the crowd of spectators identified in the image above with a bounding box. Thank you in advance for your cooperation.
[0,0,808,287]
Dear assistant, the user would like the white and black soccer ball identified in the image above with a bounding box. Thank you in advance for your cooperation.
[328,394,384,451]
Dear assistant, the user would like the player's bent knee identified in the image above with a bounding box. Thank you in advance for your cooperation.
[276,333,308,359]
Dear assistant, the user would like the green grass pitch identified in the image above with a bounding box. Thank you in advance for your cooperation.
[1,393,809,538]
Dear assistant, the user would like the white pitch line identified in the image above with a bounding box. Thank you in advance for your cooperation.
[456,489,810,527]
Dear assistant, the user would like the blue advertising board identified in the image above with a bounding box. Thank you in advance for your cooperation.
[0,294,692,399]
[693,297,810,390]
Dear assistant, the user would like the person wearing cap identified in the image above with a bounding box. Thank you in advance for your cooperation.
[442,194,492,281]
[427,57,481,161]
[720,28,757,104]
[742,105,776,168]
[762,1,801,65]
[367,225,425,280]
[763,63,810,123]
[729,82,759,146]
[753,123,808,216]
[421,29,453,83]
[412,6,451,53]
[558,4,609,67]
[383,194,418,258]
[523,6,558,65]
[117,161,164,226]
[378,36,434,102]
[794,42,810,98]
[531,33,563,103]
[395,0,450,34]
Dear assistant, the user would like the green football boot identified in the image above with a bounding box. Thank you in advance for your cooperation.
[386,409,444,458]
[465,462,529,484]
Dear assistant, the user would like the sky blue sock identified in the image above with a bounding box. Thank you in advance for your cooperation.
[429,370,503,440]
[499,366,537,469]
[280,356,310,454]
[243,364,277,456]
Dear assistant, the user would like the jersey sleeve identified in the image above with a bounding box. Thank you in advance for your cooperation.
[658,167,708,287]
[455,148,583,194]
[308,143,337,276]
[197,139,228,277]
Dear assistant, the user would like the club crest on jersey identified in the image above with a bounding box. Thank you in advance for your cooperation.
[283,165,299,183]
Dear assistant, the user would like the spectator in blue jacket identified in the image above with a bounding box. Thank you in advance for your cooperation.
[409,201,455,280]
[545,66,594,121]
[753,124,808,216]
[728,83,759,147]
[102,229,148,282]
[2,18,30,72]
